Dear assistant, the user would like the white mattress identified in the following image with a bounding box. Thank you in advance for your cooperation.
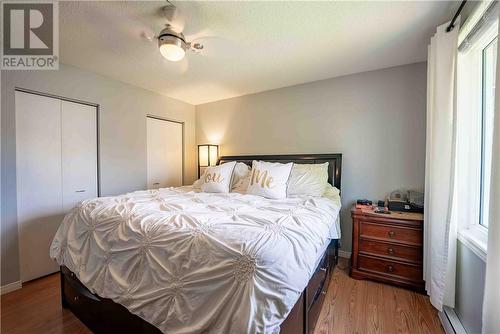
[50,186,341,333]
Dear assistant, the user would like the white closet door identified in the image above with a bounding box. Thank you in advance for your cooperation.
[61,101,98,211]
[147,118,183,189]
[16,91,63,282]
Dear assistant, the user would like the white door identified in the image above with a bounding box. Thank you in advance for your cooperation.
[16,91,63,282]
[61,101,98,211]
[147,117,183,189]
[16,91,98,282]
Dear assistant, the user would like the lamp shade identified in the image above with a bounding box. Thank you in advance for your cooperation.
[199,146,209,166]
[209,146,218,165]
[198,144,219,177]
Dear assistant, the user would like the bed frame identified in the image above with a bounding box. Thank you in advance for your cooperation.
[60,153,342,334]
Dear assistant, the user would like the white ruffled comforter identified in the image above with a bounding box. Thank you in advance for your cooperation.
[50,186,341,334]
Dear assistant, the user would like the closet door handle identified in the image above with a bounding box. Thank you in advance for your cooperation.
[75,190,86,193]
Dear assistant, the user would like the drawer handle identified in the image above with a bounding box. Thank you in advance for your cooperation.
[387,248,395,255]
[73,296,79,303]
[75,190,86,193]
[70,272,75,278]
[387,265,394,273]
[320,267,327,272]
[388,231,396,238]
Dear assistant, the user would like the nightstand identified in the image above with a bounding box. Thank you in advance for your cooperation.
[350,206,425,292]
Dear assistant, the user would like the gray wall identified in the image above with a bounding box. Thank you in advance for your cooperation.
[455,241,486,334]
[1,64,196,285]
[196,62,427,252]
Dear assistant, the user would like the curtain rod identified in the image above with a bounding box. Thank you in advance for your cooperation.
[447,0,468,32]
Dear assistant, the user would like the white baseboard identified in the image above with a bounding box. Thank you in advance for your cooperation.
[338,250,351,259]
[439,310,455,334]
[0,281,22,295]
[439,306,467,334]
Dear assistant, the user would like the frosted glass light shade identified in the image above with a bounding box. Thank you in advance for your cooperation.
[198,144,219,177]
[199,146,209,166]
[209,146,218,166]
[159,43,185,62]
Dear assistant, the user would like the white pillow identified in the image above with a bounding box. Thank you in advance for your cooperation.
[246,161,293,199]
[200,161,237,193]
[193,176,204,190]
[232,174,250,194]
[193,162,249,190]
[231,162,251,189]
[287,162,329,197]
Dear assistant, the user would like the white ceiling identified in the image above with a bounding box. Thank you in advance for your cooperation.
[60,1,456,105]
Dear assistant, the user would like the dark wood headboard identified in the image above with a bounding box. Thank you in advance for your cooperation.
[218,153,342,190]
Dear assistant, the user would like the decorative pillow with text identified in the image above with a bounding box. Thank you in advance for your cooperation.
[201,161,237,193]
[246,160,293,199]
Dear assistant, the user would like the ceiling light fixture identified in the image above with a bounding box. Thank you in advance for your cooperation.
[158,26,188,62]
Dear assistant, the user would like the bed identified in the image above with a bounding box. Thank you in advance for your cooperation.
[51,153,342,334]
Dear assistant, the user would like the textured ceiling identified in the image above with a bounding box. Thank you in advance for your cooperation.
[60,1,455,105]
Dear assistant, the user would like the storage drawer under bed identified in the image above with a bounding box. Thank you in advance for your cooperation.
[306,252,329,310]
[61,266,161,334]
[60,239,339,334]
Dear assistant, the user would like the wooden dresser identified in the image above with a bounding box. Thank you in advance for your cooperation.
[350,207,425,292]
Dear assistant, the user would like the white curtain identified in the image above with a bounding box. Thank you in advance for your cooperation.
[482,20,500,334]
[424,21,459,311]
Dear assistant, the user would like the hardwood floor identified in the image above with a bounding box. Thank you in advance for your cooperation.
[1,273,91,334]
[314,258,443,334]
[1,258,443,334]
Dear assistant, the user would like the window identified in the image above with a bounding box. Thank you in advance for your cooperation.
[455,3,498,258]
[480,37,497,228]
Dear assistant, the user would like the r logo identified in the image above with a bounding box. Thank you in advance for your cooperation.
[3,3,54,55]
